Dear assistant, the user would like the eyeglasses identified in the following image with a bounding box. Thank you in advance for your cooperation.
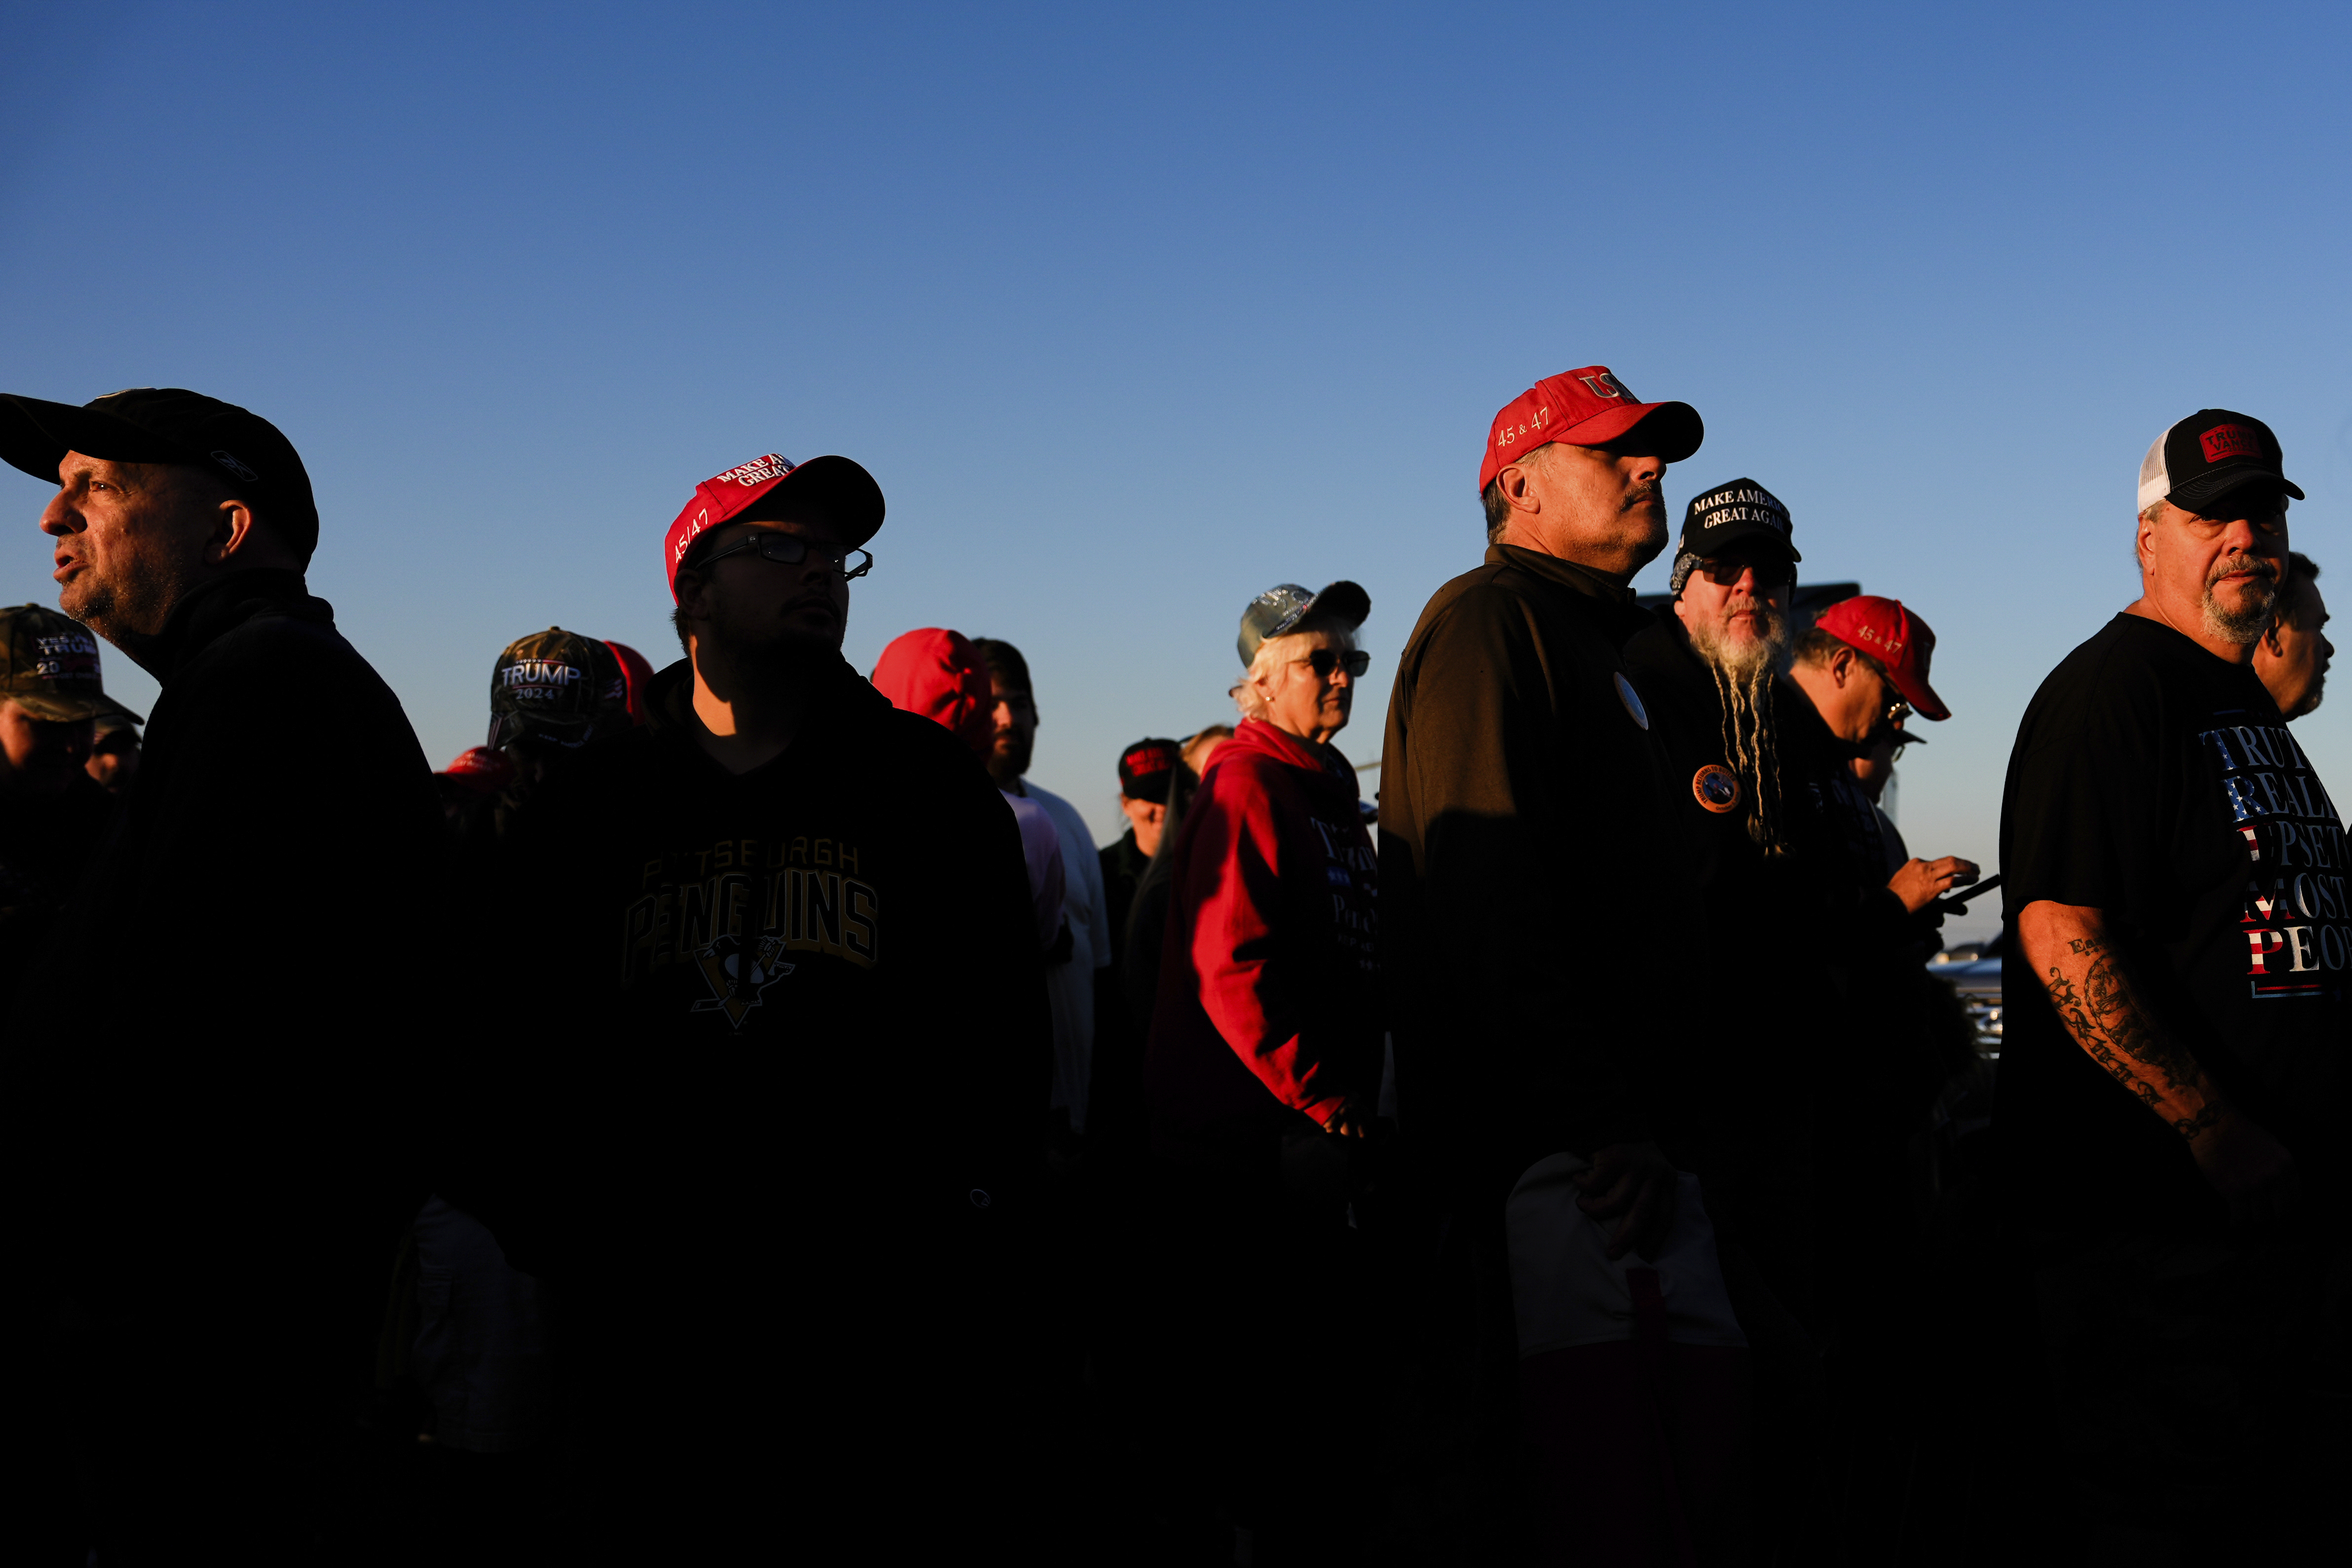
[694,533,874,580]
[1292,649,1370,680]
[1696,555,1796,589]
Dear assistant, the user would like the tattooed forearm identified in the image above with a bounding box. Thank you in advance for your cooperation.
[2040,933,2220,1143]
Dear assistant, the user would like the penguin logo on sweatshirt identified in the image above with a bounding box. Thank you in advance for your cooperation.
[689,933,796,1029]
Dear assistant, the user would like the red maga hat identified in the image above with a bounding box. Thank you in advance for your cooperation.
[1811,595,1950,722]
[1479,366,1704,493]
[662,452,884,601]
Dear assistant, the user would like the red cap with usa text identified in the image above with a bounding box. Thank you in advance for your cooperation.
[1810,595,1951,722]
[1479,366,1705,493]
[662,452,885,601]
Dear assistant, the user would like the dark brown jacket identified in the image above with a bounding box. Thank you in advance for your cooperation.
[1379,544,1700,1203]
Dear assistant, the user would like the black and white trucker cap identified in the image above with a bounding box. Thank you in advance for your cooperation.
[2138,409,2304,516]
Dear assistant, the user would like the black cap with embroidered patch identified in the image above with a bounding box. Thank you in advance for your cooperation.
[0,387,320,565]
[2137,409,2303,517]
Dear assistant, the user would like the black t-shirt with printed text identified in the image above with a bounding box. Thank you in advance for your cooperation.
[1997,613,2348,1224]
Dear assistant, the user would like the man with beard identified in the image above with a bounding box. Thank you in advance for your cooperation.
[973,637,1110,1147]
[1995,411,2347,1557]
[2254,551,2329,721]
[479,452,1049,1558]
[1621,481,1820,1314]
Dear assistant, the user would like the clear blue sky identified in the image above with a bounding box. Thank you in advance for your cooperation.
[5,2,2346,942]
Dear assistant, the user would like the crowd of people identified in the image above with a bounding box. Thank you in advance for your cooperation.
[0,370,2338,1566]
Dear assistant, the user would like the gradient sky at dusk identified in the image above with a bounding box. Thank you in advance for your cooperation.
[5,2,2346,942]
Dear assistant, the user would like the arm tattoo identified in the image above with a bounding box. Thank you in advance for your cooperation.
[2042,934,2218,1142]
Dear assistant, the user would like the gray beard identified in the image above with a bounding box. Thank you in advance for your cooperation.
[1685,605,1792,851]
[2200,555,2279,646]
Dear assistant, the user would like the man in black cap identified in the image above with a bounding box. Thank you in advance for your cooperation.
[1102,736,1182,969]
[1621,483,1820,1309]
[0,604,127,996]
[478,449,1048,1557]
[0,387,445,1561]
[1995,410,2347,1556]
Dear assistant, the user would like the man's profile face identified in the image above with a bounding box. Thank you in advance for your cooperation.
[41,453,223,638]
[2259,579,2331,719]
[989,675,1037,780]
[678,517,852,661]
[2142,491,2287,644]
[0,699,95,796]
[1504,442,1672,578]
[1120,793,1167,856]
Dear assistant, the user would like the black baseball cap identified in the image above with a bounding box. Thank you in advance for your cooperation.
[489,628,631,750]
[1118,737,1183,803]
[1237,580,1371,667]
[2138,409,2304,516]
[1669,477,1799,596]
[0,387,320,564]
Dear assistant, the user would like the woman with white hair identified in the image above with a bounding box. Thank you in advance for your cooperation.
[1141,578,1384,1559]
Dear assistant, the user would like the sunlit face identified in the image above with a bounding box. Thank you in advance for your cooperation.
[2259,579,2332,719]
[41,452,227,640]
[989,675,1037,780]
[675,518,852,658]
[2140,493,2287,645]
[1674,547,1793,658]
[1251,628,1356,743]
[1499,442,1673,578]
[1120,793,1167,857]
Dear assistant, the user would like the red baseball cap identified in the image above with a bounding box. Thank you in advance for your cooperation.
[1811,596,1950,722]
[604,640,656,725]
[440,745,517,795]
[870,627,993,757]
[1479,366,1704,493]
[662,452,885,601]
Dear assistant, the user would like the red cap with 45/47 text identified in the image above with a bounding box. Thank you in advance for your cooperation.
[1810,595,1951,723]
[663,452,884,600]
[1480,366,1704,493]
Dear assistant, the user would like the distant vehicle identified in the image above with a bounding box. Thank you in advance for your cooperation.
[1931,931,2003,1059]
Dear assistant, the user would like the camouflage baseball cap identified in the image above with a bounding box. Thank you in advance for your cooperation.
[0,604,141,724]
[488,627,631,750]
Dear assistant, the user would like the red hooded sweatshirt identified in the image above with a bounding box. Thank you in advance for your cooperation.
[1146,717,1381,1161]
[871,627,1064,951]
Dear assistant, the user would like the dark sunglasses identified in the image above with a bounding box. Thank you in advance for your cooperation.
[695,533,874,580]
[1696,554,1796,589]
[1293,649,1371,679]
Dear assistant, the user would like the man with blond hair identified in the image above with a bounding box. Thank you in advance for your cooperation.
[1997,408,2345,1555]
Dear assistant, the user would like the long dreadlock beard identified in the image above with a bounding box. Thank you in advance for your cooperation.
[1685,600,1792,853]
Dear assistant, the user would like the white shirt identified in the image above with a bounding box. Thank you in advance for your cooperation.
[1019,780,1112,1132]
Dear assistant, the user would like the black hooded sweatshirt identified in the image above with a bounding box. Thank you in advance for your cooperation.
[12,569,446,1334]
[464,653,1050,1362]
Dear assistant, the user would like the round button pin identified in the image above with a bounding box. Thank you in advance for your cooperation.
[1614,672,1649,730]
